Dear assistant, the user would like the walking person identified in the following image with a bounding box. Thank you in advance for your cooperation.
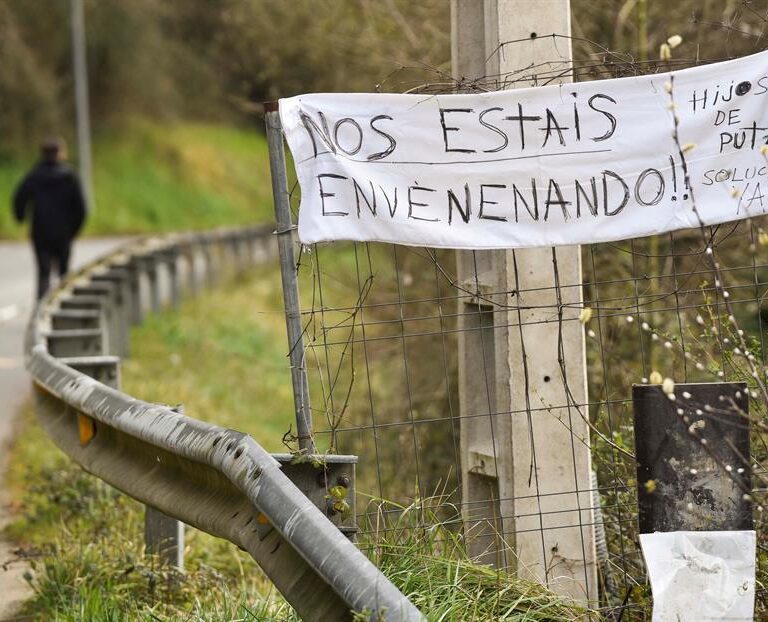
[12,139,87,300]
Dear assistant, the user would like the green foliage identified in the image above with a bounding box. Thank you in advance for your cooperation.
[571,0,764,65]
[0,121,272,238]
[0,0,450,146]
[360,497,594,622]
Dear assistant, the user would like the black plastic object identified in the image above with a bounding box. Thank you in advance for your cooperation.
[633,382,752,533]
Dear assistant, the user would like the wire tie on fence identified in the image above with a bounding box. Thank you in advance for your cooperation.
[273,225,297,236]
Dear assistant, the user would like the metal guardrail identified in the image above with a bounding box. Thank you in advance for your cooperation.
[24,227,425,622]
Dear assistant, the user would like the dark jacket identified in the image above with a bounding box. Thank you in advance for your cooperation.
[13,161,86,244]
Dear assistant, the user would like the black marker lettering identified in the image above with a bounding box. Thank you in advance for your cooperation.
[505,103,542,150]
[572,92,582,141]
[588,94,618,142]
[544,179,571,221]
[447,184,472,224]
[333,118,363,155]
[368,115,397,161]
[541,108,569,147]
[353,178,377,217]
[379,185,399,218]
[513,180,539,222]
[479,107,509,153]
[602,170,629,216]
[408,185,439,221]
[574,177,599,217]
[318,174,348,216]
[634,168,665,206]
[479,184,508,221]
[439,108,476,153]
[688,88,708,112]
[300,111,336,157]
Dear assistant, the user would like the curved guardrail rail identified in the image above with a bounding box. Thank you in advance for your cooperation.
[24,226,424,622]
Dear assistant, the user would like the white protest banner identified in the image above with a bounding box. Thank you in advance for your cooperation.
[280,50,768,250]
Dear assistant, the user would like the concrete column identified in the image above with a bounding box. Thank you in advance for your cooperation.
[453,0,597,603]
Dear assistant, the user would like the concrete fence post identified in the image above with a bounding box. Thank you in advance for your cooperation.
[452,0,597,603]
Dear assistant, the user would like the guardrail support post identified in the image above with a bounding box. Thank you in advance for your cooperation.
[202,239,216,288]
[72,283,123,358]
[125,259,144,326]
[59,296,111,354]
[159,247,181,310]
[182,243,199,296]
[89,271,131,357]
[265,103,315,454]
[51,309,101,331]
[144,255,161,314]
[46,329,104,357]
[145,506,185,570]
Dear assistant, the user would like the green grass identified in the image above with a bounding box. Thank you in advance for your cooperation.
[4,269,594,621]
[4,407,295,621]
[0,120,273,238]
[122,270,294,445]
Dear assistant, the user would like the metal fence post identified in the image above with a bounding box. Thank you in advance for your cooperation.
[264,102,315,454]
[452,0,597,603]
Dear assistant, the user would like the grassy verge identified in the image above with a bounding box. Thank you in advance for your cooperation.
[0,120,272,238]
[4,268,593,621]
[3,270,298,620]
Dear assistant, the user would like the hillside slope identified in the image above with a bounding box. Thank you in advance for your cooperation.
[0,121,273,238]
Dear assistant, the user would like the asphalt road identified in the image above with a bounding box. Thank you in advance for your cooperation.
[0,237,128,618]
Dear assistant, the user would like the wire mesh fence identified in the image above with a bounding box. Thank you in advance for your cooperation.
[270,34,768,620]
[283,216,768,619]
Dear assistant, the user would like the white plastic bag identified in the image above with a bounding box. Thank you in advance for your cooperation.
[640,530,756,621]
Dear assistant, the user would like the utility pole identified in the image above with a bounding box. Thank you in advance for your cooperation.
[71,0,94,211]
[452,0,597,604]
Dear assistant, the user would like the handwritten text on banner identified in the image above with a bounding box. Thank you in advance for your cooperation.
[280,51,768,249]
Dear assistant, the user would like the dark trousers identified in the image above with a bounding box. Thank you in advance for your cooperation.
[33,238,71,300]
